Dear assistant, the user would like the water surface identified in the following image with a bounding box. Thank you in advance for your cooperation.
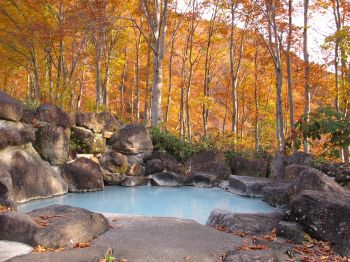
[18,186,274,224]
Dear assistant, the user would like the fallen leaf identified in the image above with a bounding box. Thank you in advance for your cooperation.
[238,244,270,251]
[74,242,91,248]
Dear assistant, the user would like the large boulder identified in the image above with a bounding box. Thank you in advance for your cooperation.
[230,156,268,177]
[150,172,183,187]
[0,120,35,150]
[34,124,70,165]
[262,182,291,207]
[128,163,145,176]
[284,164,308,181]
[0,90,23,122]
[60,157,104,192]
[35,104,75,128]
[229,175,272,197]
[289,190,350,256]
[121,176,148,187]
[184,173,217,188]
[144,151,181,173]
[0,211,38,246]
[0,170,16,208]
[110,124,153,155]
[21,108,37,124]
[71,127,106,154]
[271,152,312,180]
[99,150,128,174]
[145,158,165,175]
[185,151,231,180]
[28,205,109,248]
[206,209,284,235]
[315,162,350,188]
[76,112,120,134]
[102,171,126,185]
[289,167,349,196]
[0,144,68,203]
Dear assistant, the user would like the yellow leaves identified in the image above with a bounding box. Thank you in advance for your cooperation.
[238,244,270,251]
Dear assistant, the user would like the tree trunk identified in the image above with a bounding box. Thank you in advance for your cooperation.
[120,48,128,120]
[165,37,175,130]
[286,0,296,152]
[303,0,310,153]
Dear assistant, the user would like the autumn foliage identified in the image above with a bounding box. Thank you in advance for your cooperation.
[0,0,349,159]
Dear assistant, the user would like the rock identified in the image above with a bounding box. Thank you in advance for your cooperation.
[21,108,37,124]
[315,162,350,187]
[0,241,33,262]
[35,104,75,128]
[0,170,16,208]
[289,190,350,256]
[185,151,232,180]
[271,152,312,180]
[262,182,291,207]
[184,173,217,188]
[111,124,153,155]
[71,127,106,154]
[229,175,272,197]
[150,172,183,187]
[28,205,109,248]
[76,112,120,134]
[121,176,148,187]
[217,180,229,190]
[99,150,128,174]
[126,153,148,166]
[289,167,349,196]
[0,90,23,122]
[34,124,70,165]
[224,250,275,262]
[102,171,127,185]
[275,221,304,244]
[0,120,35,150]
[0,144,68,203]
[128,163,145,176]
[284,164,308,181]
[60,157,104,192]
[0,211,38,246]
[230,156,268,177]
[144,151,181,173]
[145,159,165,175]
[206,208,284,235]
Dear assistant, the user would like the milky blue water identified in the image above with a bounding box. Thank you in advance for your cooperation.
[18,186,274,224]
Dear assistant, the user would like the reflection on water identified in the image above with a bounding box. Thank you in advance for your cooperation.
[18,186,274,224]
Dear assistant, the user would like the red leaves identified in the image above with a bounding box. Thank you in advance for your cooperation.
[214,224,233,233]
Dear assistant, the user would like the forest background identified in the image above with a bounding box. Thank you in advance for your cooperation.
[0,0,349,162]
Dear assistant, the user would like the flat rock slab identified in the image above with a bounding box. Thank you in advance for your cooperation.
[229,175,272,197]
[10,215,244,262]
[0,241,32,262]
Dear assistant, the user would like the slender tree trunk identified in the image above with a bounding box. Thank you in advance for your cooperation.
[254,42,260,151]
[135,31,141,121]
[222,83,230,132]
[165,37,175,130]
[303,0,310,153]
[144,43,151,126]
[120,48,128,120]
[230,3,238,135]
[286,0,297,152]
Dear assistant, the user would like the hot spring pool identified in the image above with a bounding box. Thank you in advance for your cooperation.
[18,186,274,224]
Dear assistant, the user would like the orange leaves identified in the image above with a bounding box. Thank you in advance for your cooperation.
[74,242,91,248]
[0,205,15,212]
[34,245,65,253]
[238,244,270,251]
[33,214,64,227]
[214,224,232,233]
